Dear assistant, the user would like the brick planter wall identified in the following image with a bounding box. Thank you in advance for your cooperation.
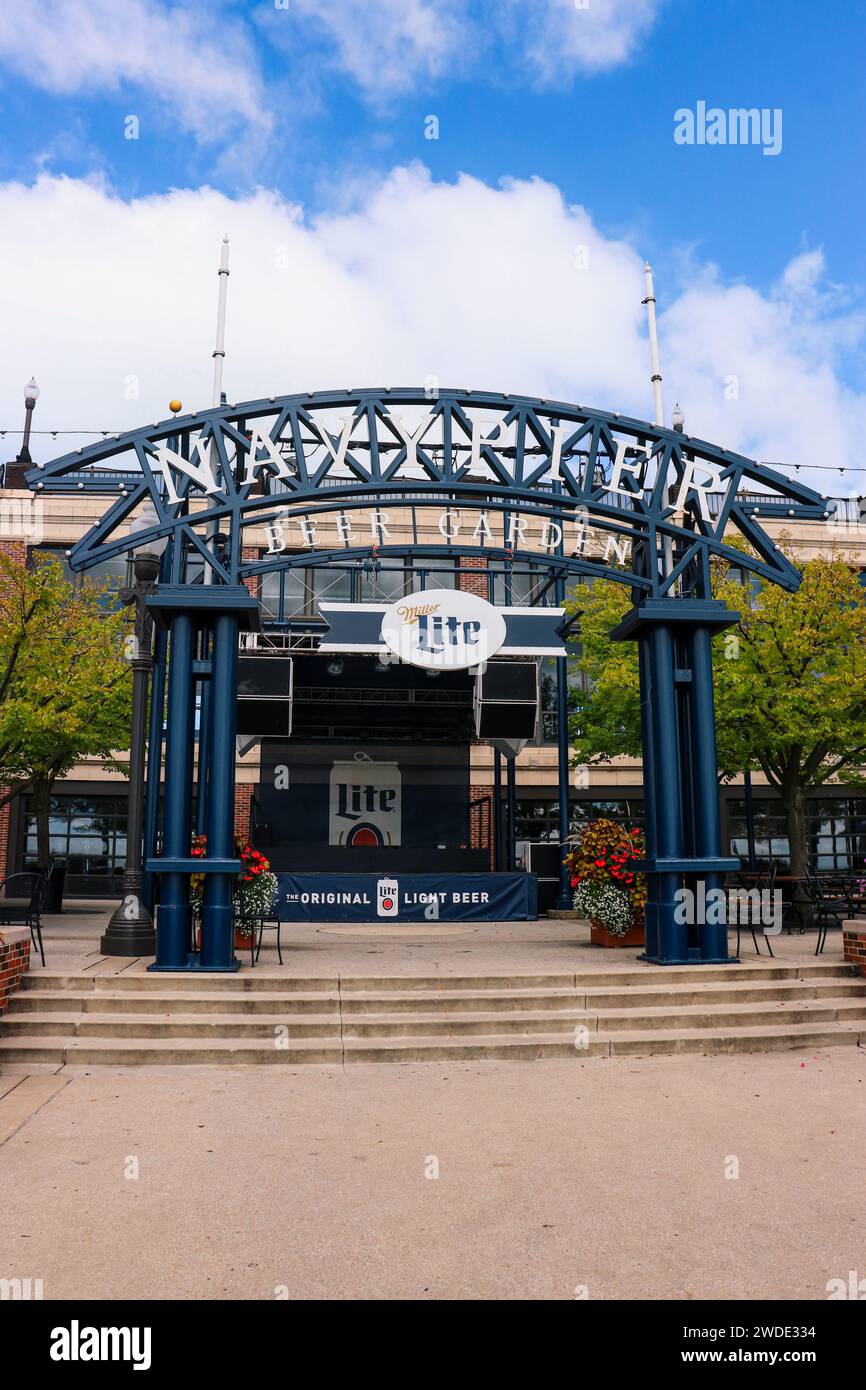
[0,928,31,1015]
[843,921,866,976]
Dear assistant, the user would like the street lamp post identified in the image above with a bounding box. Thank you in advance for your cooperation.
[100,504,166,957]
[17,378,39,464]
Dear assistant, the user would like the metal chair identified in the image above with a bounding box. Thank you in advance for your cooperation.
[255,917,283,966]
[804,870,848,955]
[0,872,47,966]
[730,873,774,957]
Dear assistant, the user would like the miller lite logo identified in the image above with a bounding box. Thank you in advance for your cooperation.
[329,756,402,847]
[376,879,399,917]
[381,589,506,671]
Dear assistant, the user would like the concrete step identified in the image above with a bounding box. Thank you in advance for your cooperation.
[17,960,854,995]
[7,990,342,1016]
[4,961,864,1066]
[9,976,864,1019]
[0,1019,861,1066]
[5,998,866,1043]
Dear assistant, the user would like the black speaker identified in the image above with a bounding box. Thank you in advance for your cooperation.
[237,656,293,737]
[474,660,539,738]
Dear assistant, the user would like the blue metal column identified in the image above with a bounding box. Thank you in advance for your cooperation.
[688,625,729,961]
[555,652,573,909]
[152,613,195,969]
[195,627,212,837]
[612,599,740,965]
[637,636,660,961]
[200,612,240,970]
[492,748,502,871]
[647,623,690,963]
[142,625,167,914]
[506,755,517,870]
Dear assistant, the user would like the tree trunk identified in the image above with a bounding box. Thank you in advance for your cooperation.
[784,786,808,877]
[33,779,52,868]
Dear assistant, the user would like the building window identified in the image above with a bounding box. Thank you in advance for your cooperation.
[414,558,456,590]
[490,561,554,606]
[808,797,866,871]
[727,799,790,868]
[727,795,866,871]
[32,546,129,605]
[22,793,128,897]
[359,559,406,603]
[516,797,644,842]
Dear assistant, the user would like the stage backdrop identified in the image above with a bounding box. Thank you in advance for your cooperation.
[256,742,471,852]
[274,872,537,922]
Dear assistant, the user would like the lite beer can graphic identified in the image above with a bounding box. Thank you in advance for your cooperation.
[376,879,399,917]
[329,755,402,847]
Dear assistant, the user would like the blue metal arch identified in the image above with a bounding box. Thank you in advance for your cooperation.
[25,388,829,597]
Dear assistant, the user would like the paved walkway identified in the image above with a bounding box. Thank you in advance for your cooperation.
[3,905,861,1300]
[0,1046,863,1299]
[26,901,837,977]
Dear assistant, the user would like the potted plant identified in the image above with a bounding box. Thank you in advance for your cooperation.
[190,833,278,952]
[565,819,646,948]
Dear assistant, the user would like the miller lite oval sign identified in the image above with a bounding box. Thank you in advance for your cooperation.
[381,589,506,671]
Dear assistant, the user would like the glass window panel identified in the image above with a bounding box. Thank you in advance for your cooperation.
[417,560,456,590]
[260,572,281,620]
[360,561,404,603]
[311,567,351,615]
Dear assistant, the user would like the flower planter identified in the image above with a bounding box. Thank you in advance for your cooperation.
[589,917,645,949]
[234,927,256,952]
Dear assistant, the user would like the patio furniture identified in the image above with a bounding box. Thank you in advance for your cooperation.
[0,871,47,966]
[729,873,774,957]
[804,869,850,955]
[255,917,283,966]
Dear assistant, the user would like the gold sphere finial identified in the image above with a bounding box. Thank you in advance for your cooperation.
[169,399,182,415]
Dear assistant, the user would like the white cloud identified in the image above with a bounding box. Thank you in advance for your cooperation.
[286,0,471,97]
[0,168,862,493]
[0,0,270,142]
[275,0,663,99]
[504,0,664,82]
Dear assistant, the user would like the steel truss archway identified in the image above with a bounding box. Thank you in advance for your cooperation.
[28,390,829,969]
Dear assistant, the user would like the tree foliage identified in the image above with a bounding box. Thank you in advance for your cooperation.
[567,546,866,874]
[0,553,132,863]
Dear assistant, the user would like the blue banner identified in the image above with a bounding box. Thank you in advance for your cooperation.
[274,872,537,922]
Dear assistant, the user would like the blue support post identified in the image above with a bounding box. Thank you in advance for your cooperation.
[151,613,195,969]
[688,625,728,961]
[195,628,211,837]
[555,653,573,910]
[492,748,502,871]
[647,622,690,964]
[200,612,240,970]
[142,625,167,914]
[637,638,660,961]
[611,599,740,965]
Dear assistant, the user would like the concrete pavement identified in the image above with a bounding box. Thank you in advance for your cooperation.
[1,1046,864,1300]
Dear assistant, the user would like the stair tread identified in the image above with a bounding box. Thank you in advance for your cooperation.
[2,1017,863,1051]
[15,977,863,1008]
[5,996,866,1028]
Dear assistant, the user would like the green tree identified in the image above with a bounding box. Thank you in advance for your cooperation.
[0,553,132,866]
[567,547,866,876]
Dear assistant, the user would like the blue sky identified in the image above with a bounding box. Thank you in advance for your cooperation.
[2,0,863,295]
[0,0,864,479]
